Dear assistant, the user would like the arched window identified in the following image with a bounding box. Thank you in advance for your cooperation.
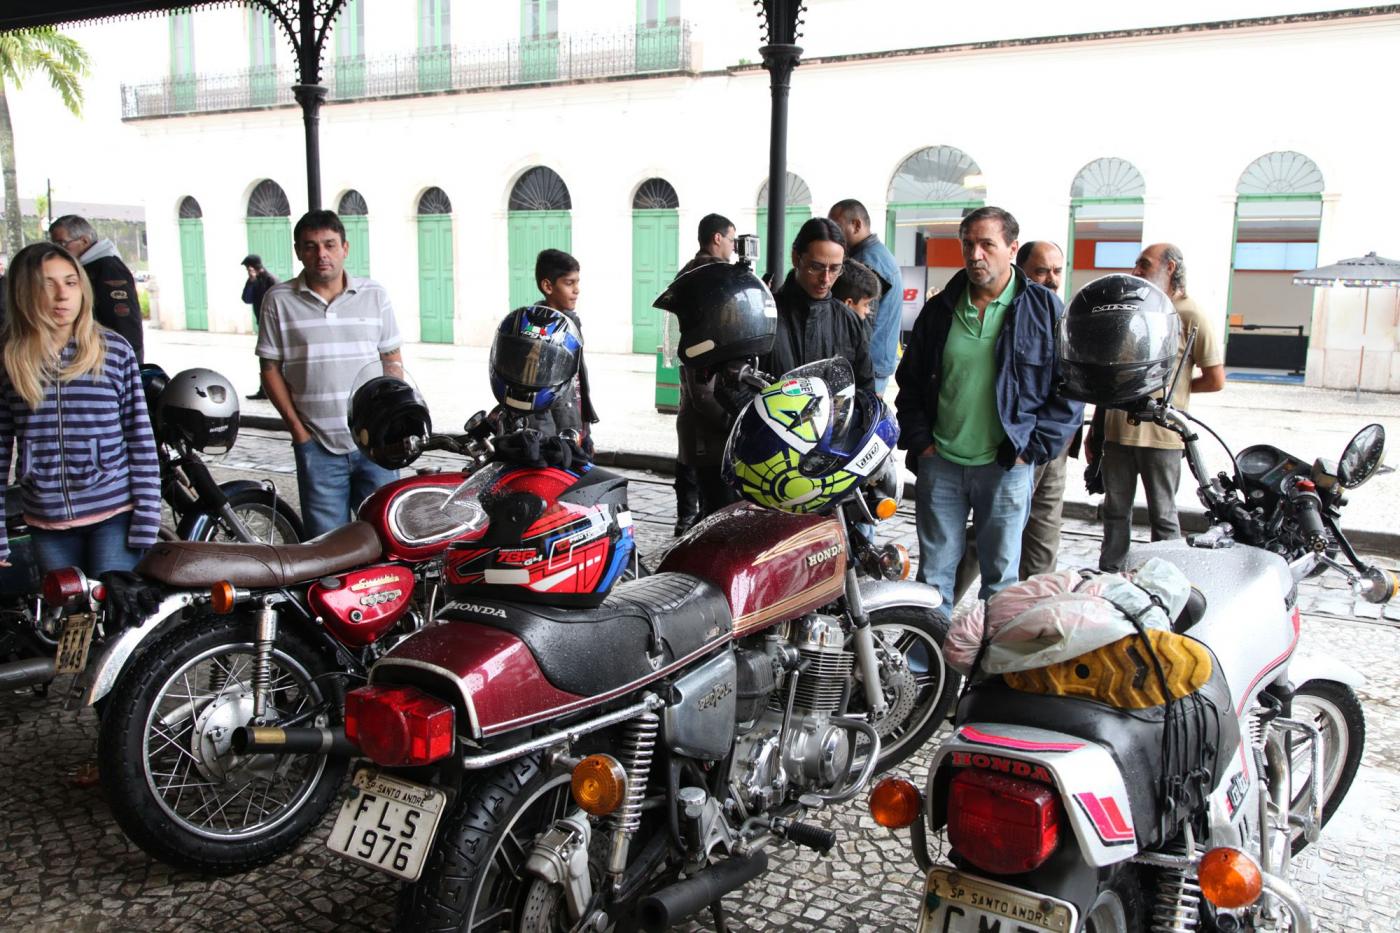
[417,186,453,215]
[633,178,679,210]
[887,146,985,204]
[246,179,290,217]
[756,172,811,207]
[1237,151,1324,195]
[178,196,202,219]
[509,167,571,211]
[338,189,369,215]
[1066,157,1146,294]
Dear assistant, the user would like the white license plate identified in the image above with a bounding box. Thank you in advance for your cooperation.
[327,769,447,882]
[917,867,1078,933]
[54,613,96,675]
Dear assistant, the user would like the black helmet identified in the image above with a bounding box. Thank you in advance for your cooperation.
[490,305,582,413]
[1058,274,1180,407]
[140,364,170,426]
[349,367,432,470]
[652,261,776,367]
[155,368,240,452]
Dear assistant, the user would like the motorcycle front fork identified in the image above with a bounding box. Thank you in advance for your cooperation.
[844,567,889,718]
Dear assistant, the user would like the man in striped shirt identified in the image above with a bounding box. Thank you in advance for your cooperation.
[256,210,403,538]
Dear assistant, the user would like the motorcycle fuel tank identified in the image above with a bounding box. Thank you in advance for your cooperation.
[310,564,416,647]
[357,472,480,563]
[658,502,846,636]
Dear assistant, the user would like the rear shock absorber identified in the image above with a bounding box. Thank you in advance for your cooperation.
[1150,831,1202,933]
[250,603,279,720]
[607,711,659,880]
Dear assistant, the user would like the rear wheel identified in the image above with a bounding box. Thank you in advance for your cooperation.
[97,614,346,873]
[399,754,577,932]
[849,605,960,774]
[1289,679,1364,854]
[1083,863,1145,932]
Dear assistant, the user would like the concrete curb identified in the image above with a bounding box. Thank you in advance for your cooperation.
[242,415,1398,554]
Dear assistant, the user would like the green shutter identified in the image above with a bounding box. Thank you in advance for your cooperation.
[417,215,454,344]
[507,210,572,308]
[418,0,451,91]
[178,218,208,331]
[246,217,293,282]
[631,208,678,353]
[342,215,370,277]
[520,0,559,82]
[169,13,196,110]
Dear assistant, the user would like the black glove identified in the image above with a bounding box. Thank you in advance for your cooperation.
[98,571,164,632]
[1084,461,1105,496]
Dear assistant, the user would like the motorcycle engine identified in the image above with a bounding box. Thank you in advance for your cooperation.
[730,615,854,811]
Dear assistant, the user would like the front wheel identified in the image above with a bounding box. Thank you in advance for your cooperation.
[399,754,576,932]
[1289,679,1365,854]
[197,487,304,544]
[97,613,347,874]
[848,604,961,774]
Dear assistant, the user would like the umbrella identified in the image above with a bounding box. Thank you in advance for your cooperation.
[1292,252,1400,396]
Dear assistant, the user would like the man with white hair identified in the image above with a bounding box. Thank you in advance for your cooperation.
[49,214,145,362]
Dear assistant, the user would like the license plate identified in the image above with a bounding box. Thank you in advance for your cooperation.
[917,867,1078,933]
[327,769,447,882]
[54,613,96,675]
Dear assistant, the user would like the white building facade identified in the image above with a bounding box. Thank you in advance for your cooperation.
[8,1,1399,390]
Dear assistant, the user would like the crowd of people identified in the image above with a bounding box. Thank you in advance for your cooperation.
[0,199,1221,612]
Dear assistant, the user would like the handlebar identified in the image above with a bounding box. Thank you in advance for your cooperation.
[1289,486,1328,553]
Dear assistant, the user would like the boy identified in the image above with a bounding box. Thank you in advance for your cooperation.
[831,258,881,323]
[534,248,598,449]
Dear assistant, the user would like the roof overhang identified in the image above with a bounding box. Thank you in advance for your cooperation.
[0,1,242,33]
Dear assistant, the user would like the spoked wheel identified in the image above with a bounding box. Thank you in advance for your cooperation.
[399,754,579,933]
[847,605,960,774]
[97,614,347,873]
[197,488,304,544]
[1288,680,1365,854]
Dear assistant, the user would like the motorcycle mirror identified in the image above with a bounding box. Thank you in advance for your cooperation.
[1337,423,1386,489]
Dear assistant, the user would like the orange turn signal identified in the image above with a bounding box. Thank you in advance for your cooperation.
[868,776,922,829]
[1198,846,1263,909]
[874,497,899,521]
[210,581,236,615]
[572,753,627,816]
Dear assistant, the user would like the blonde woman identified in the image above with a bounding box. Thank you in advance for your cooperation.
[0,242,160,575]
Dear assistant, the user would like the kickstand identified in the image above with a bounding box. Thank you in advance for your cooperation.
[709,899,730,933]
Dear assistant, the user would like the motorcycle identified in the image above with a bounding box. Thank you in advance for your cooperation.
[323,359,959,932]
[0,366,303,695]
[869,404,1396,933]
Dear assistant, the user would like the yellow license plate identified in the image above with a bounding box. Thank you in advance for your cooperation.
[917,867,1078,933]
[54,612,96,675]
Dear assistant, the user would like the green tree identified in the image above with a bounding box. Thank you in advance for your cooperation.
[0,28,90,257]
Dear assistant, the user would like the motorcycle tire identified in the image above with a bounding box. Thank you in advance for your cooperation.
[399,753,575,933]
[1082,863,1145,932]
[848,605,960,775]
[1289,679,1365,855]
[96,613,347,874]
[195,487,304,544]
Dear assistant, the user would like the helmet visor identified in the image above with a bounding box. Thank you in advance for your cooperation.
[492,335,579,390]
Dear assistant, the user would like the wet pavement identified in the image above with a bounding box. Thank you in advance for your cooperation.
[2,428,1399,931]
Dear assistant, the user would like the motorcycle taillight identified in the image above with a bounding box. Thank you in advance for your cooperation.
[344,685,455,767]
[947,768,1061,875]
[42,567,88,608]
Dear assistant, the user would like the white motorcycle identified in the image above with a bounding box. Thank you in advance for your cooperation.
[870,404,1394,933]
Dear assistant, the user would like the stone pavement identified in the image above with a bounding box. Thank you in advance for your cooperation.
[2,430,1399,931]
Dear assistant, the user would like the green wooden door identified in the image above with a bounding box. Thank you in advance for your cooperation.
[631,209,678,353]
[417,215,454,344]
[507,210,572,308]
[342,214,370,277]
[334,0,366,98]
[178,218,209,331]
[418,0,451,92]
[521,0,559,82]
[246,217,293,281]
[249,11,277,105]
[170,13,196,111]
[755,205,811,282]
[636,0,681,71]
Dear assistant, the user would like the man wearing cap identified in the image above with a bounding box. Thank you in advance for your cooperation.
[241,254,279,399]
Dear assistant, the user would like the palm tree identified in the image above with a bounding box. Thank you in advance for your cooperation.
[0,28,90,257]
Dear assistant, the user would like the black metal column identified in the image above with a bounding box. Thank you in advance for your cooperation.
[757,1,804,283]
[292,84,327,210]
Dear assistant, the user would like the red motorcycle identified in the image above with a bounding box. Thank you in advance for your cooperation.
[326,359,958,931]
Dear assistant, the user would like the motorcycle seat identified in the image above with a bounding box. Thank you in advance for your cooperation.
[957,655,1239,849]
[134,521,384,589]
[438,572,733,698]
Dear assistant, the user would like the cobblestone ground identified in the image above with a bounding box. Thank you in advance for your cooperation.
[3,430,1398,931]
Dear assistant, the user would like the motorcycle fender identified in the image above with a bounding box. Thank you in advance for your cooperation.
[83,592,197,705]
[173,479,269,540]
[929,723,1137,867]
[1284,652,1365,690]
[856,578,943,615]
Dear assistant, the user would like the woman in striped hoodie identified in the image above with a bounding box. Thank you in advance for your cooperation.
[0,242,160,576]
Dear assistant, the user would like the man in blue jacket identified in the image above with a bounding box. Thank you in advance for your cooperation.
[894,207,1082,607]
[830,199,902,394]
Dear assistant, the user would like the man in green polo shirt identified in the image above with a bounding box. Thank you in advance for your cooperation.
[894,207,1082,607]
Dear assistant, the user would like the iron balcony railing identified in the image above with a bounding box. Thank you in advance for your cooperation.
[121,21,693,119]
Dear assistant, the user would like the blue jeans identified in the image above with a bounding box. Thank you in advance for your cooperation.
[914,453,1034,605]
[293,438,400,539]
[30,511,144,577]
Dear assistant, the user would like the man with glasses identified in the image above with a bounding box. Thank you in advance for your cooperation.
[895,207,1081,608]
[762,217,874,391]
[49,214,145,362]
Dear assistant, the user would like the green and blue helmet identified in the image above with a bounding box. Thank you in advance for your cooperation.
[722,358,898,514]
